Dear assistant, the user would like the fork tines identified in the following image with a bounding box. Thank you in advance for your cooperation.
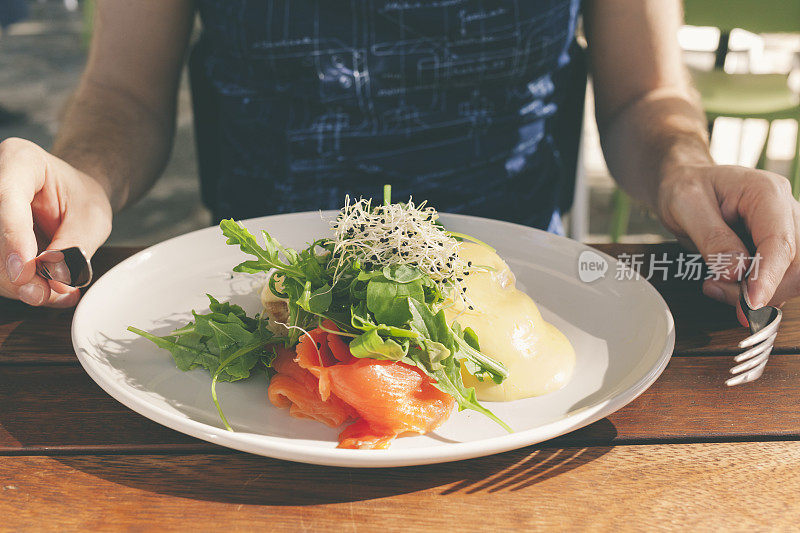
[727,283,782,386]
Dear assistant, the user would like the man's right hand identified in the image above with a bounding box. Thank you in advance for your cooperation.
[0,137,112,307]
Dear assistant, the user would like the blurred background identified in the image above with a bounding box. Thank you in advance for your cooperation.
[1,1,798,245]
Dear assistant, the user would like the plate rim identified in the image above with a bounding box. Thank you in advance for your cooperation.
[72,211,675,467]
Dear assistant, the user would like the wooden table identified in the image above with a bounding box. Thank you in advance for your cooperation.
[2,243,800,530]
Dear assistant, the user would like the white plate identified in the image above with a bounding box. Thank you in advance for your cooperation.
[72,212,674,467]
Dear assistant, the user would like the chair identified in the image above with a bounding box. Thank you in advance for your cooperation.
[610,0,800,242]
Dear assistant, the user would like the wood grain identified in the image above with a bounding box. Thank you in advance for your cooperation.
[597,243,800,355]
[3,354,800,453]
[2,245,799,527]
[3,244,799,364]
[2,442,798,530]
[0,247,140,364]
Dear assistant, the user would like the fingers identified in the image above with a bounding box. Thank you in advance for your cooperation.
[0,194,37,284]
[44,156,112,258]
[702,279,737,306]
[0,277,80,307]
[732,175,796,307]
[47,206,112,259]
[663,166,799,312]
[0,139,112,309]
[40,193,112,301]
[0,139,44,288]
[0,138,54,306]
[667,178,750,282]
[45,288,81,308]
[764,201,800,306]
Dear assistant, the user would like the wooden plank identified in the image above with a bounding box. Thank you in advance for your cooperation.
[0,247,140,364]
[595,243,800,355]
[0,365,202,450]
[1,442,799,530]
[3,355,800,453]
[666,285,800,355]
[2,244,798,363]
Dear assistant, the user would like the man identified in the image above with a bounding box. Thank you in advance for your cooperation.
[1,0,798,317]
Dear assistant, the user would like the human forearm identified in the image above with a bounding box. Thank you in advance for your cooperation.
[597,85,713,210]
[599,82,797,308]
[0,0,192,308]
[586,0,799,311]
[52,77,176,212]
[586,0,711,210]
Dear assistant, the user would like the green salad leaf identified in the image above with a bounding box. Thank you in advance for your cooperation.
[366,274,424,326]
[129,295,275,382]
[131,193,514,433]
[349,329,409,360]
[128,295,280,430]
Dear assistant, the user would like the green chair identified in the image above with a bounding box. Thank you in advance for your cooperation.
[610,0,800,242]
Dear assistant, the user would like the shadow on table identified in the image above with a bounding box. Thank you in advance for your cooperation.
[1,290,618,505]
[53,431,614,505]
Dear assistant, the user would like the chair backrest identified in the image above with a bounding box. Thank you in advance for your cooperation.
[684,0,800,33]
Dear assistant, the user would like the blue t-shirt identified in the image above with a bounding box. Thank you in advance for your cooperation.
[191,0,584,232]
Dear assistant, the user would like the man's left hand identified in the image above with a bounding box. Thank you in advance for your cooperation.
[657,164,800,319]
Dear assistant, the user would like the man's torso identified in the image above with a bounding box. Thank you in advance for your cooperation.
[192,0,583,230]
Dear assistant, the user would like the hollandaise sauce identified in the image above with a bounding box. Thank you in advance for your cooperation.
[444,242,575,401]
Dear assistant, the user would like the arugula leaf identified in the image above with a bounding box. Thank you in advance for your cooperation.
[452,330,508,385]
[350,302,419,338]
[128,295,276,383]
[407,298,454,347]
[434,356,512,432]
[220,219,304,278]
[127,327,214,372]
[463,326,481,351]
[130,295,284,431]
[382,264,423,283]
[400,350,511,432]
[407,339,450,373]
[350,329,408,360]
[297,282,333,315]
[366,276,424,326]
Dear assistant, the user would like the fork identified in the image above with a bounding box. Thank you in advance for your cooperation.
[35,247,93,288]
[726,280,782,386]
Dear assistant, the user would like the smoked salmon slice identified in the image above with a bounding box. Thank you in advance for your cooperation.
[266,326,454,449]
[324,358,455,449]
[267,347,354,428]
